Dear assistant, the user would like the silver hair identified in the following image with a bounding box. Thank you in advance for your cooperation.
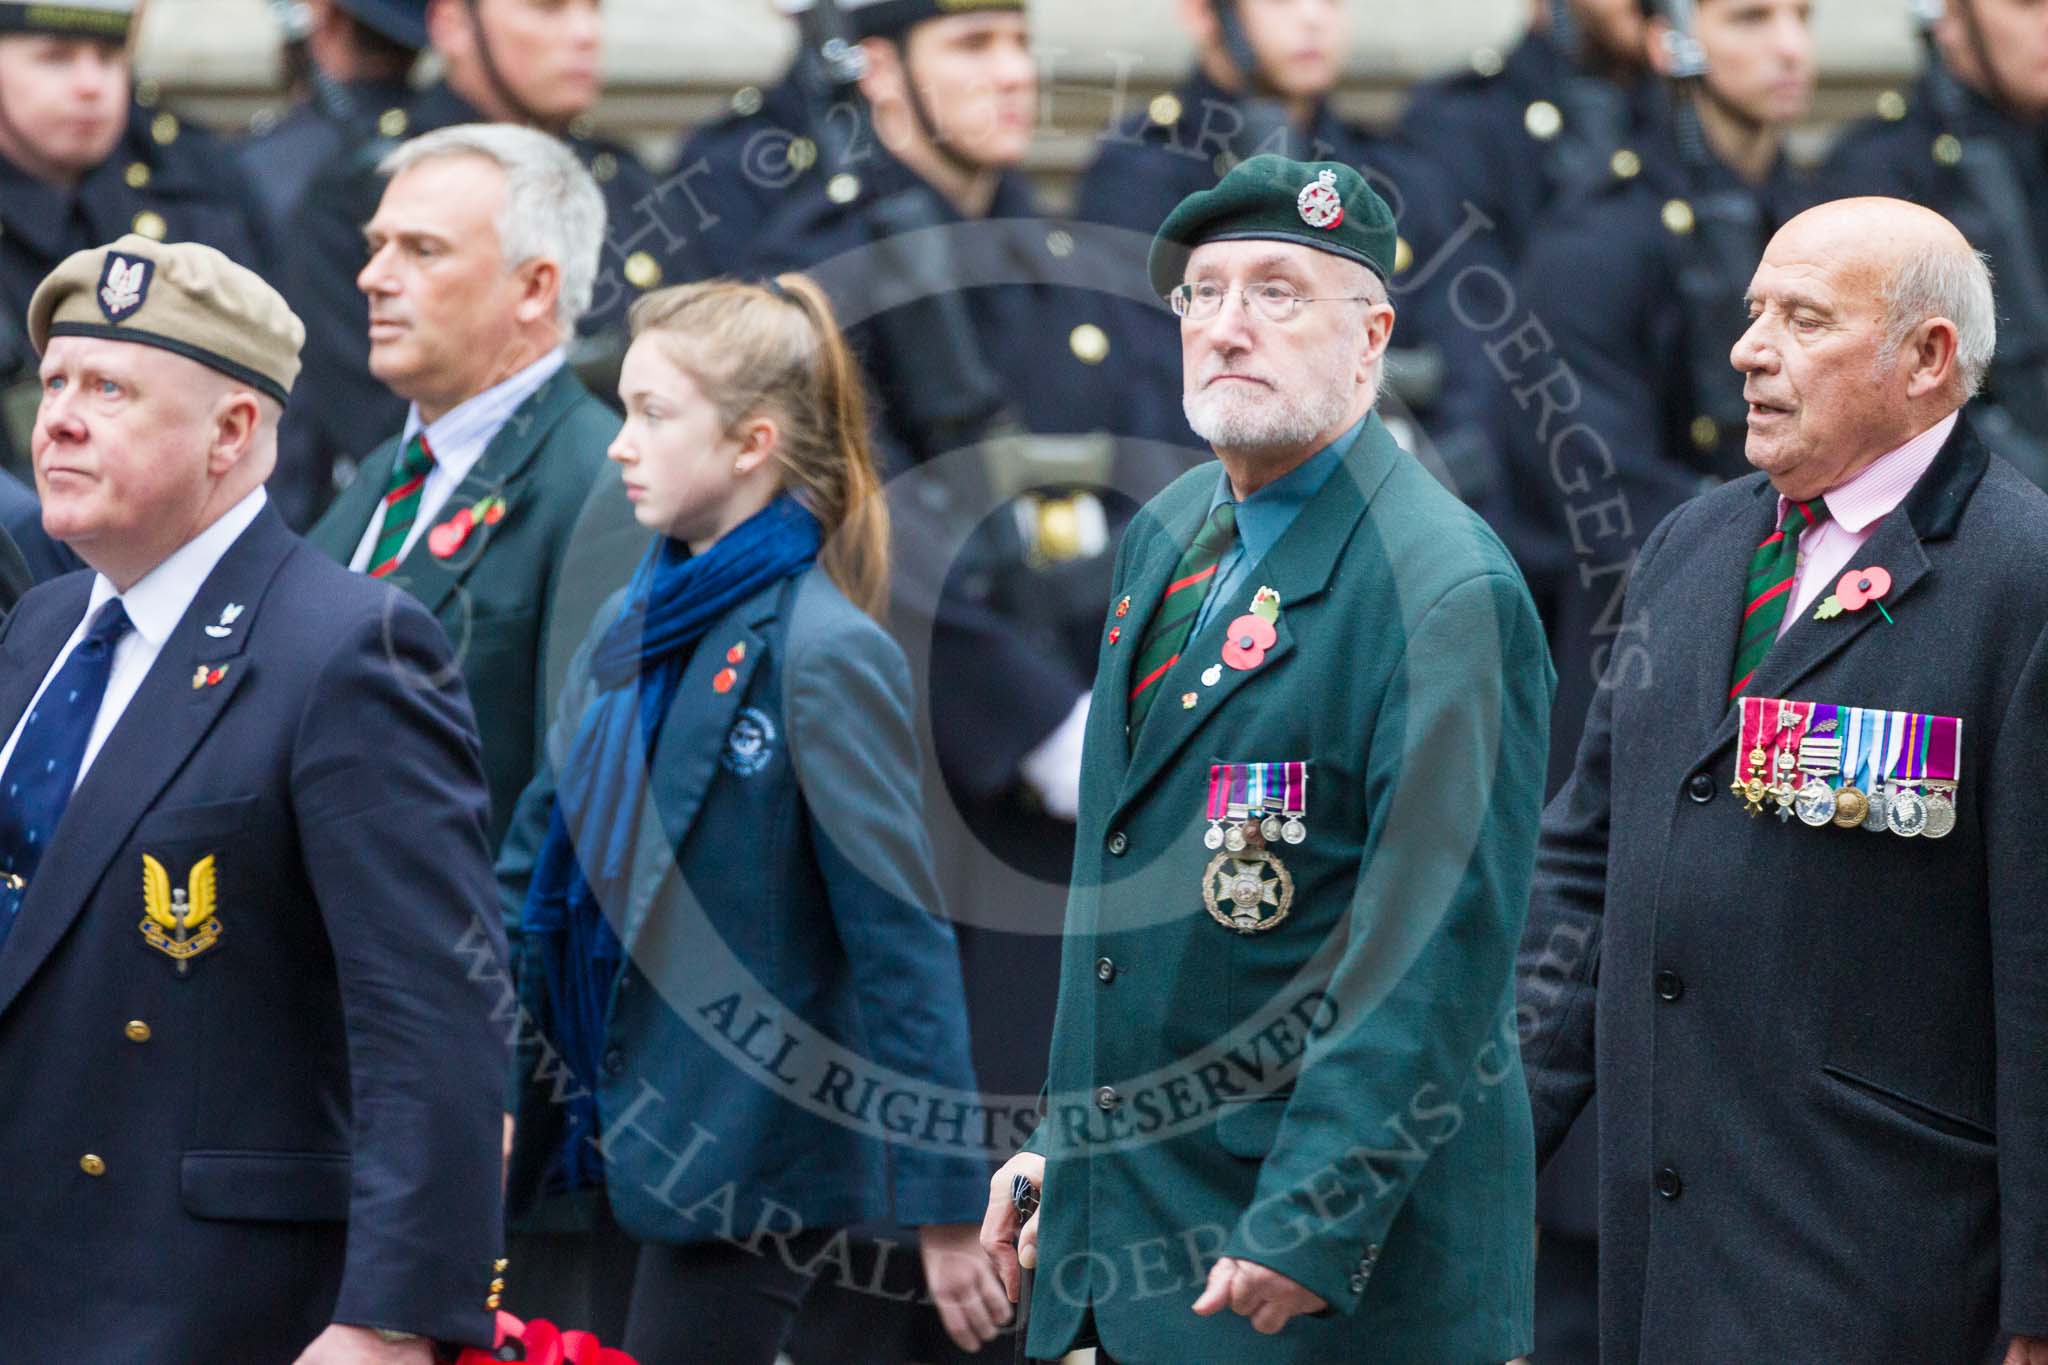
[1877,245,1997,400]
[379,123,608,335]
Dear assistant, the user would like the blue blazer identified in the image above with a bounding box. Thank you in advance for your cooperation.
[0,506,509,1356]
[499,565,989,1241]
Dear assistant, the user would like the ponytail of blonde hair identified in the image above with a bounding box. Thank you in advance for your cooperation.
[627,274,890,618]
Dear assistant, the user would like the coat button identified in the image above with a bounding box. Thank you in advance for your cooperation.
[1656,1166,1683,1199]
[1687,772,1716,803]
[1107,832,1129,856]
[1363,1243,1380,1265]
[602,1047,625,1078]
[80,1154,106,1176]
[1348,1271,1368,1294]
[1656,970,1685,1002]
[1095,1086,1121,1111]
[124,1020,151,1043]
[1096,957,1117,983]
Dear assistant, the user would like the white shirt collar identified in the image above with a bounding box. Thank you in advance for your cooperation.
[399,348,568,486]
[87,487,268,648]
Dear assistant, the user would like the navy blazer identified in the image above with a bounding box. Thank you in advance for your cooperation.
[1521,416,2048,1361]
[499,566,989,1242]
[0,506,509,1356]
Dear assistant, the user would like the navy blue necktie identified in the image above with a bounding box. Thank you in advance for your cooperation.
[0,598,134,952]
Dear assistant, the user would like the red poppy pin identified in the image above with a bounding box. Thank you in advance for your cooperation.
[1814,565,1895,624]
[428,495,509,559]
[713,668,738,695]
[1221,587,1283,671]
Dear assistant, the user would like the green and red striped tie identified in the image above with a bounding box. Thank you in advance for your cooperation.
[1128,502,1237,734]
[1730,497,1829,698]
[367,433,435,579]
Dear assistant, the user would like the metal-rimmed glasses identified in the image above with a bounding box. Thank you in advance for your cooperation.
[1167,281,1377,324]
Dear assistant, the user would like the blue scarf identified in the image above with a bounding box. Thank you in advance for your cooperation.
[521,495,823,1194]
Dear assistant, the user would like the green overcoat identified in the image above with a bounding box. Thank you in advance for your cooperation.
[1026,415,1554,1364]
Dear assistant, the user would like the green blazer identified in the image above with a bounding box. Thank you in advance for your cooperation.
[1026,415,1554,1364]
[307,368,643,849]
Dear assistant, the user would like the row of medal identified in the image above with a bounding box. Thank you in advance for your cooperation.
[1205,762,1310,851]
[1735,697,1964,839]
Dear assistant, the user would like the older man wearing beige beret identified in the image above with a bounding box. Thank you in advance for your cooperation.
[0,235,510,1362]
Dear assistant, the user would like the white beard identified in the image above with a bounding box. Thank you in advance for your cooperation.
[1183,359,1359,454]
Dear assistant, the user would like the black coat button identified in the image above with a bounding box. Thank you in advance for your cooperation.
[602,1047,625,1078]
[1096,957,1117,983]
[1688,772,1716,803]
[1656,1166,1683,1199]
[1656,970,1685,1002]
[1107,832,1129,856]
[1095,1086,1121,1110]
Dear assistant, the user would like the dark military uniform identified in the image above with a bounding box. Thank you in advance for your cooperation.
[1066,67,1515,508]
[1398,30,1646,265]
[1506,110,1814,794]
[239,76,415,240]
[666,73,840,283]
[271,82,664,529]
[1824,71,2048,489]
[0,469,78,585]
[0,100,272,475]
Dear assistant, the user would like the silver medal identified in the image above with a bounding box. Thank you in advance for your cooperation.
[1886,786,1928,838]
[1862,784,1892,832]
[1281,817,1306,845]
[1923,791,1957,840]
[1224,824,1247,853]
[1794,778,1837,827]
[1260,815,1284,844]
[1204,821,1225,850]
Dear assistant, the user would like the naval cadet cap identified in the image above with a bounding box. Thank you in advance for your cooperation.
[0,0,135,40]
[776,0,1024,41]
[334,0,428,50]
[29,235,306,406]
[1148,155,1400,300]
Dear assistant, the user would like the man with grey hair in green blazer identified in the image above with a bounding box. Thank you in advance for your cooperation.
[981,155,1554,1364]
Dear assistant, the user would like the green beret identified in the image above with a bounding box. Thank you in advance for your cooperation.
[28,235,306,406]
[0,0,134,41]
[1148,155,1398,299]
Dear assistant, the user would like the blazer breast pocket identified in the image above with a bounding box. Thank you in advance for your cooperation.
[135,796,261,847]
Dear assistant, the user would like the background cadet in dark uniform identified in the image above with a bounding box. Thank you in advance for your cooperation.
[1065,0,1515,507]
[744,1,1151,1358]
[1493,3,1814,1357]
[238,0,428,240]
[1398,0,1652,265]
[274,0,663,530]
[662,0,853,284]
[0,0,271,481]
[1822,0,2048,490]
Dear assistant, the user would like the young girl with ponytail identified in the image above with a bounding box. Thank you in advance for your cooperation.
[496,275,1006,1361]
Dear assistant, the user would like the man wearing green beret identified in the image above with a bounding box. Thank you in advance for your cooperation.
[0,236,507,1360]
[980,156,1553,1363]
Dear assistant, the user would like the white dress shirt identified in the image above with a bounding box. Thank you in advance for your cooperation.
[0,487,268,788]
[348,349,568,573]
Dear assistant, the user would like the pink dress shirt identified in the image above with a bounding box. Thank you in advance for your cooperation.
[1777,411,1958,638]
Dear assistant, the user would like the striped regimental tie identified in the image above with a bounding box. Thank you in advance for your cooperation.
[367,433,436,579]
[1128,501,1238,735]
[1730,496,1829,699]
